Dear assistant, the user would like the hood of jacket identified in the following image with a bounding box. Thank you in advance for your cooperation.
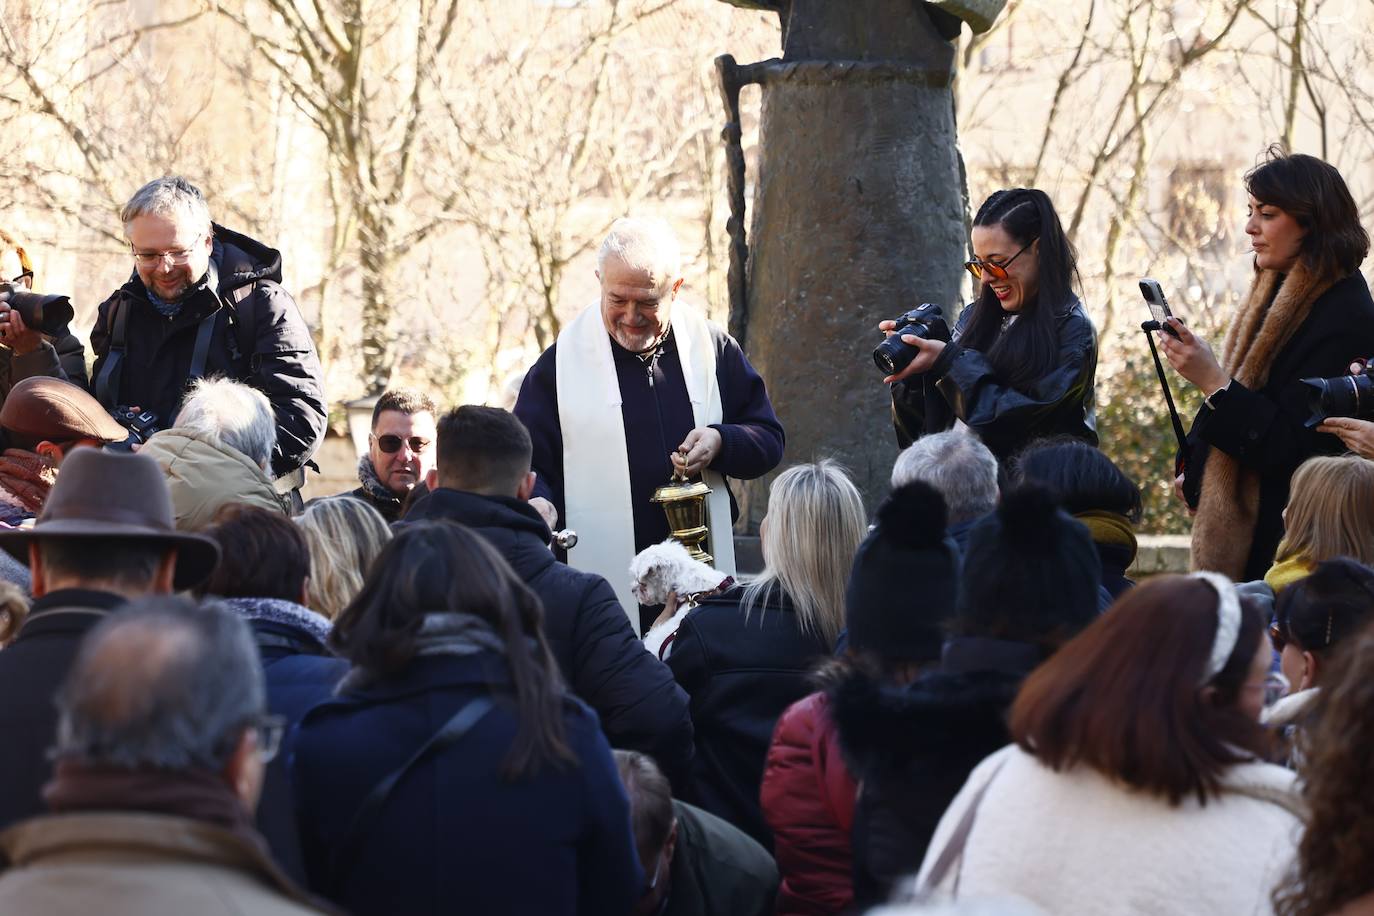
[138,427,285,531]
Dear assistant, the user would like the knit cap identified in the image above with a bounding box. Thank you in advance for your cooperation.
[845,481,961,663]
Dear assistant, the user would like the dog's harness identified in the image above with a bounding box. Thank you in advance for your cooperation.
[655,576,734,661]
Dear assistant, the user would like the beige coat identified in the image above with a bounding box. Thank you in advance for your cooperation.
[140,427,286,531]
[0,811,329,915]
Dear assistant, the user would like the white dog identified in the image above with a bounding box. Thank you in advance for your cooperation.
[630,539,733,659]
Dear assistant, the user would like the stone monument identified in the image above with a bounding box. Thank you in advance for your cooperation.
[717,0,1006,525]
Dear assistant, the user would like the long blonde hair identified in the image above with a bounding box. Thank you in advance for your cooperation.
[294,497,393,620]
[1277,455,1374,566]
[740,460,867,647]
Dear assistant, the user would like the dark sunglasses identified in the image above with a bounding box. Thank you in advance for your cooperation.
[375,434,431,454]
[964,238,1036,281]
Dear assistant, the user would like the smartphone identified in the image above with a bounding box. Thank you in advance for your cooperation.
[1139,278,1181,339]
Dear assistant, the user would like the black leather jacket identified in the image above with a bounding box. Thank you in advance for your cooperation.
[891,297,1098,461]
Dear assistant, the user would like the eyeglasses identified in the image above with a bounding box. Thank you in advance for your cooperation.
[640,850,664,899]
[1268,621,1288,653]
[374,434,431,454]
[130,234,204,268]
[964,238,1037,281]
[254,715,286,764]
[10,270,32,289]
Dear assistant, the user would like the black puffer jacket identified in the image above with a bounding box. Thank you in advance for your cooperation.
[402,487,695,787]
[830,637,1043,909]
[89,224,326,477]
[667,585,832,849]
[0,332,88,402]
[892,297,1098,461]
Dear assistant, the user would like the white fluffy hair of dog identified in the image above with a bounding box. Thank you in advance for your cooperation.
[628,539,726,607]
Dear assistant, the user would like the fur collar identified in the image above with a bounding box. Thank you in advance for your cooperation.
[1192,263,1336,577]
[1261,686,1320,729]
[223,596,332,646]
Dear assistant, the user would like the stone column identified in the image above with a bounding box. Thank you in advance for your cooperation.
[718,0,989,525]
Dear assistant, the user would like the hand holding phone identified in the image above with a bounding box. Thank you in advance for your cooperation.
[1139,278,1182,339]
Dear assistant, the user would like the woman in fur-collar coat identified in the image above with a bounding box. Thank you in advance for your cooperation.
[1163,150,1374,581]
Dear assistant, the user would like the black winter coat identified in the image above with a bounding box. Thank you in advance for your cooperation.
[89,225,326,478]
[0,333,88,402]
[402,488,695,786]
[0,589,125,833]
[830,637,1043,909]
[892,297,1098,461]
[667,585,832,849]
[292,653,641,916]
[1183,271,1374,581]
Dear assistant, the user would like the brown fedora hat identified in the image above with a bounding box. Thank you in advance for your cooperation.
[0,448,220,590]
[0,377,129,444]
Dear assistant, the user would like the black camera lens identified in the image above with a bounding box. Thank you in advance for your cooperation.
[871,303,950,376]
[1301,370,1374,428]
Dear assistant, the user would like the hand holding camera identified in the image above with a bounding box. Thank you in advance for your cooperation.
[1307,359,1374,459]
[0,282,74,356]
[873,302,951,384]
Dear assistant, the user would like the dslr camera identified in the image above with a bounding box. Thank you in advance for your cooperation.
[105,405,162,452]
[873,303,951,376]
[0,282,75,337]
[1301,359,1374,427]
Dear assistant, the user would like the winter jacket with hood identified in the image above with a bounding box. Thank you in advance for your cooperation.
[401,487,695,786]
[140,427,287,531]
[760,690,858,916]
[831,636,1043,908]
[89,224,326,479]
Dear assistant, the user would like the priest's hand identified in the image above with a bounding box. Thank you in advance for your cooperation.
[672,427,722,477]
[529,496,558,530]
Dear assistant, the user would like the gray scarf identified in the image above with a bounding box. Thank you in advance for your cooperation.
[338,612,506,694]
[356,455,403,510]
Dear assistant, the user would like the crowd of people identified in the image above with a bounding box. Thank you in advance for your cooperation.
[0,147,1372,916]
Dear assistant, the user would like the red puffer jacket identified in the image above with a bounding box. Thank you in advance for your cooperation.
[760,691,858,916]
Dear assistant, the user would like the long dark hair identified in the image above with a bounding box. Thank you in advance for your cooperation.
[1014,437,1143,523]
[1246,145,1369,280]
[959,188,1079,390]
[1011,575,1268,805]
[330,520,574,779]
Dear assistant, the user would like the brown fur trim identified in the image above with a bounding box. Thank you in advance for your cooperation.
[1192,263,1335,577]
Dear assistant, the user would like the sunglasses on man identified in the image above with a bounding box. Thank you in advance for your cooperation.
[373,434,431,454]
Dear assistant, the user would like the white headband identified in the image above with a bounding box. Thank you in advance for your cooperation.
[1192,571,1242,684]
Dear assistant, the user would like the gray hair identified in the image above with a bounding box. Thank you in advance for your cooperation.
[596,217,681,290]
[120,176,212,236]
[891,431,1000,525]
[742,460,867,646]
[55,595,265,771]
[175,377,276,472]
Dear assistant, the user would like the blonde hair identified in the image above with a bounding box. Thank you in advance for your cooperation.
[1276,454,1374,566]
[0,227,33,286]
[295,498,393,620]
[740,460,867,646]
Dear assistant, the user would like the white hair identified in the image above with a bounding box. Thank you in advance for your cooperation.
[892,430,1000,525]
[121,176,213,236]
[597,217,682,291]
[174,377,276,473]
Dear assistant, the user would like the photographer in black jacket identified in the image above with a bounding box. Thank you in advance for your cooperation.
[88,177,326,483]
[0,226,88,399]
[882,188,1098,463]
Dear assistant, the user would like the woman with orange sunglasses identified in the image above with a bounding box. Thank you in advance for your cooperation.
[881,188,1098,462]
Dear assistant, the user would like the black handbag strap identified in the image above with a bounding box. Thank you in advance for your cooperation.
[93,298,129,410]
[328,695,495,895]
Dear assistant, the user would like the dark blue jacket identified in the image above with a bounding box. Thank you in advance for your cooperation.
[667,585,831,849]
[403,488,695,787]
[513,323,784,553]
[222,597,348,887]
[291,653,641,916]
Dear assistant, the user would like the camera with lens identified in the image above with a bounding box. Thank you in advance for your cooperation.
[105,405,162,452]
[1300,360,1374,427]
[0,282,75,337]
[873,303,952,376]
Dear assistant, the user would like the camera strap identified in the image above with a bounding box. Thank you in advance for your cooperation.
[93,299,131,411]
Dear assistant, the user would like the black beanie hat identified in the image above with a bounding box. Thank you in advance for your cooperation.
[845,481,961,663]
[956,484,1101,646]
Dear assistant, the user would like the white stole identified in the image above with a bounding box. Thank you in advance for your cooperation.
[555,301,736,634]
